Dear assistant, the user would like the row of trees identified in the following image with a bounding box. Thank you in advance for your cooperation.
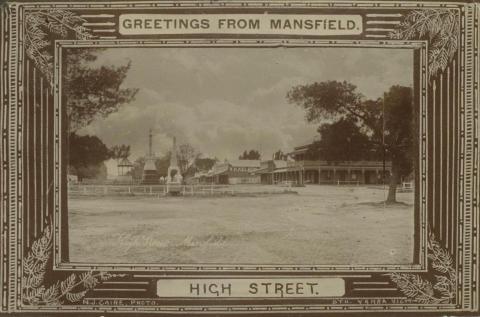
[238,149,288,160]
[238,149,261,160]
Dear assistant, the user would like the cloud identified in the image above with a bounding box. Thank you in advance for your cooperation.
[76,47,413,161]
[79,88,317,160]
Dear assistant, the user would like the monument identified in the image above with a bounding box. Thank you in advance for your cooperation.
[166,136,182,194]
[141,129,159,184]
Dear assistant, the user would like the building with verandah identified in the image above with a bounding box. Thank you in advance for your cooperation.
[255,142,392,186]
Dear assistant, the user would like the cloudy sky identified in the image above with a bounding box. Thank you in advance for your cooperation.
[75,47,413,161]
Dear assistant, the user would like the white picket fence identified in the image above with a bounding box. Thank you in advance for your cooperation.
[68,184,294,197]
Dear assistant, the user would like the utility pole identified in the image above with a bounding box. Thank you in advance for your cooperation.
[382,92,386,185]
[382,92,387,206]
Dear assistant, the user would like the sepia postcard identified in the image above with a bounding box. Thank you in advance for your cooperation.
[0,0,479,316]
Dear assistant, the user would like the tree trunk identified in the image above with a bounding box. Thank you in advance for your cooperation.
[386,163,399,204]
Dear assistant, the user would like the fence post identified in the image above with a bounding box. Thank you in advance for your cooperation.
[83,186,87,195]
[182,186,186,195]
[191,185,194,195]
[128,186,131,194]
[104,186,107,195]
[210,183,213,195]
[150,186,152,195]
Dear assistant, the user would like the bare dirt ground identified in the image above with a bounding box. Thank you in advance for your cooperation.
[68,185,414,265]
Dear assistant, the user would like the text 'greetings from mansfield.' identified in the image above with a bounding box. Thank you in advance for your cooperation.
[119,14,363,36]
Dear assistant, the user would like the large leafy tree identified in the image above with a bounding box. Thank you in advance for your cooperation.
[382,86,416,202]
[314,118,375,162]
[64,49,139,132]
[287,81,414,203]
[64,49,138,179]
[68,133,111,181]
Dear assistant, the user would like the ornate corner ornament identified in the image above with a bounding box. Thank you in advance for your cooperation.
[24,9,94,83]
[22,226,126,306]
[387,233,456,304]
[390,9,459,80]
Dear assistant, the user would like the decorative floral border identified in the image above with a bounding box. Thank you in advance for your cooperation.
[1,1,472,312]
[22,225,126,306]
[24,9,94,83]
[386,232,456,304]
[385,8,460,304]
[390,8,459,81]
[21,9,109,306]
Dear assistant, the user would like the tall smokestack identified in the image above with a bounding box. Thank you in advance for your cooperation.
[171,136,178,166]
[148,129,153,156]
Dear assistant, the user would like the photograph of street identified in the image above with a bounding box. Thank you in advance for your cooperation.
[65,47,417,264]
